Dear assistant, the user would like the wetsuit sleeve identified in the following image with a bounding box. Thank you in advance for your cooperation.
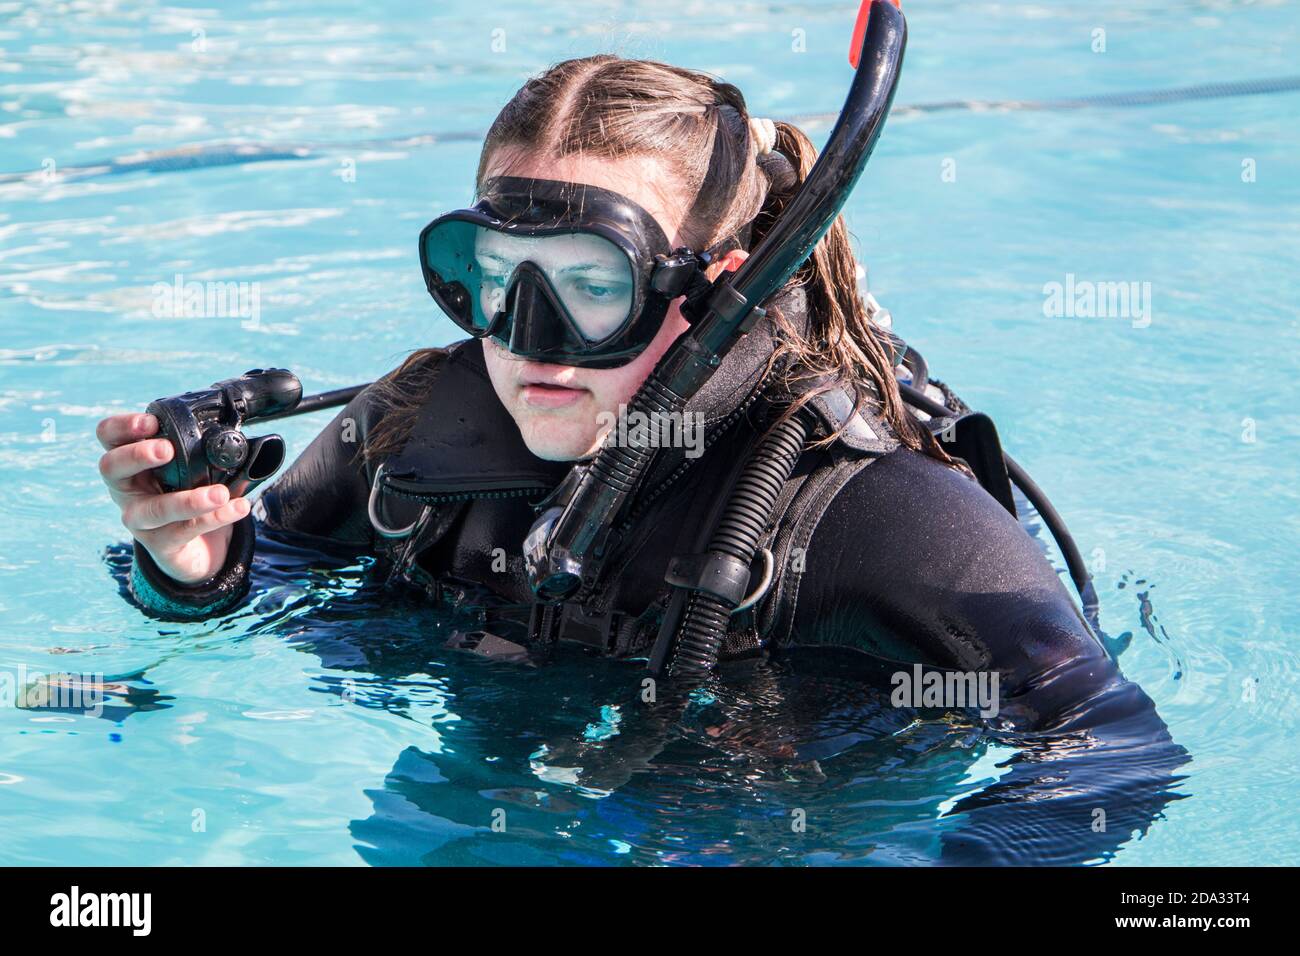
[791,447,1187,863]
[255,391,384,546]
[126,384,391,620]
[791,446,1104,715]
[129,514,257,619]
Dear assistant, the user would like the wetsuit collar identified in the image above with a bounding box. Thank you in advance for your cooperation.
[380,341,570,504]
[379,286,810,505]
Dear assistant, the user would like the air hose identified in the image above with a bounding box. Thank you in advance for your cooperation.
[665,410,811,681]
[1002,453,1100,613]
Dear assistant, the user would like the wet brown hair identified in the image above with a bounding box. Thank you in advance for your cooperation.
[365,55,950,464]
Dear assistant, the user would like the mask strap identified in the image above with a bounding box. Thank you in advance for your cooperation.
[705,235,742,260]
[680,105,744,244]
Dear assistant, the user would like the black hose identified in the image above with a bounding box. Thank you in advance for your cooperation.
[897,382,1098,614]
[256,383,368,422]
[667,412,810,681]
[896,380,961,421]
[1002,454,1100,613]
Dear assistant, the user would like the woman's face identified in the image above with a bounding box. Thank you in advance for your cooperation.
[478,152,744,461]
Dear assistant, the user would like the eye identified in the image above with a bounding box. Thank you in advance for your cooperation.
[573,278,627,301]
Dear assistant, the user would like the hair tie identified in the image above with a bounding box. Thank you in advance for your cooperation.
[749,117,776,157]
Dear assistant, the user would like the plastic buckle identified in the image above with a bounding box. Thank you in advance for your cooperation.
[651,250,707,298]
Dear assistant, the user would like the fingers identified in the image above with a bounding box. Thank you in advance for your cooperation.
[144,497,251,553]
[122,484,232,534]
[98,438,173,497]
[97,413,158,451]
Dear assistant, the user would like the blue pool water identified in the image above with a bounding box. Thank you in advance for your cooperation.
[1,0,1298,866]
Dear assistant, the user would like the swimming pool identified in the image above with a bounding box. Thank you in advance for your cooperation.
[2,0,1297,866]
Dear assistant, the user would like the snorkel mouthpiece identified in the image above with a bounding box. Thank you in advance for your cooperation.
[524,0,908,601]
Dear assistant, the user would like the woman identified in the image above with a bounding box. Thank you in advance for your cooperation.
[97,57,1183,860]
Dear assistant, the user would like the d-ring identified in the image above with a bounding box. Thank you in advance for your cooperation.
[731,547,775,615]
[368,462,419,538]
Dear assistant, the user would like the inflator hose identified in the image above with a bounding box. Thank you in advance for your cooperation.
[667,411,811,680]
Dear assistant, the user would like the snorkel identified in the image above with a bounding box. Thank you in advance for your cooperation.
[522,0,909,602]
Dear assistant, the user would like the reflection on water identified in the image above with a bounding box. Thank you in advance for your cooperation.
[342,640,1186,866]
[175,540,1186,867]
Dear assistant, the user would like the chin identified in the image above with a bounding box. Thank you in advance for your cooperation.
[518,414,601,462]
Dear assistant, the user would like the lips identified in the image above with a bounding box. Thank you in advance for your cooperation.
[517,363,587,409]
[521,383,586,409]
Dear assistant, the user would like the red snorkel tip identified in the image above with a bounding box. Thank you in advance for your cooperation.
[850,0,902,68]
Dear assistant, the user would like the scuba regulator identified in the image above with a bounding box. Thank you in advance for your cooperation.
[146,368,303,497]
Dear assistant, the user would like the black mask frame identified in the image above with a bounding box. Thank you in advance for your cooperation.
[419,176,720,368]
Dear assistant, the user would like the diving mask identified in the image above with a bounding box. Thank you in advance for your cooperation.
[419,177,723,368]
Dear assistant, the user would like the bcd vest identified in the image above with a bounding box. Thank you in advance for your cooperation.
[364,335,911,664]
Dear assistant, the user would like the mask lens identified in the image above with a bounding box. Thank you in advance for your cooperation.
[422,219,495,333]
[423,216,637,345]
[474,230,635,343]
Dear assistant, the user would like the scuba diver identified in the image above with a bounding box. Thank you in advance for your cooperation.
[95,2,1185,862]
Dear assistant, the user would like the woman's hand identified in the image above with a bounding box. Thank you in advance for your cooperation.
[96,413,251,584]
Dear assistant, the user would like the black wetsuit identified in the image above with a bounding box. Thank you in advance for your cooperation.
[124,293,1187,863]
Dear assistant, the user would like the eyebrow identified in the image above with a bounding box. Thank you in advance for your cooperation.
[477,252,624,278]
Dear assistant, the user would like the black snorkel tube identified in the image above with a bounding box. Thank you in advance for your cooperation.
[522,0,909,603]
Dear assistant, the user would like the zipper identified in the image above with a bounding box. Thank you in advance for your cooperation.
[385,484,548,506]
